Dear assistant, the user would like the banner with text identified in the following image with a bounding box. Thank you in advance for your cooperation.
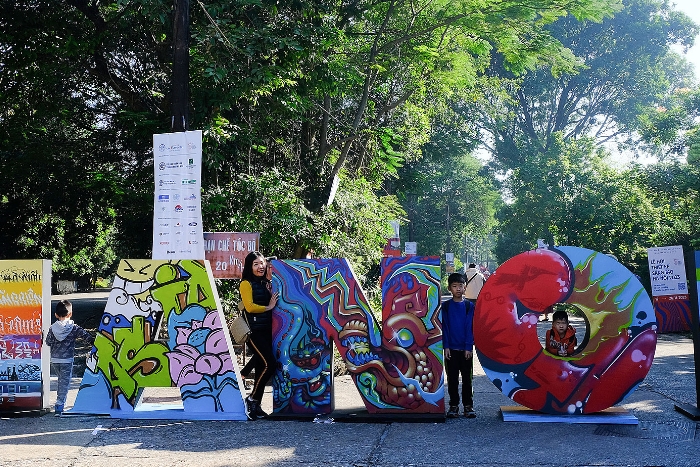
[152,131,205,260]
[204,232,260,279]
[0,260,51,411]
[647,245,688,296]
[648,245,691,332]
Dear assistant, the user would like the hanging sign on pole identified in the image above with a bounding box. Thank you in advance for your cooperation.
[152,130,205,260]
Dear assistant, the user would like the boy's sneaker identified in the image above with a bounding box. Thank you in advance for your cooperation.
[446,405,459,418]
[54,405,63,416]
[244,397,258,421]
[463,405,476,418]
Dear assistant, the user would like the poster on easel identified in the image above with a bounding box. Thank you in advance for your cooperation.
[0,260,51,412]
[648,245,691,332]
[152,130,205,260]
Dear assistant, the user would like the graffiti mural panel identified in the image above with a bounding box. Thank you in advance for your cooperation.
[0,260,51,412]
[653,295,692,332]
[475,246,656,415]
[71,259,245,420]
[271,260,334,414]
[271,257,443,415]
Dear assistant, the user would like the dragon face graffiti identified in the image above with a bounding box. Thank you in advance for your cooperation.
[272,292,333,414]
[272,257,443,414]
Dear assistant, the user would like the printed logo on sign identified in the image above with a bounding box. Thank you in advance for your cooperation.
[189,240,199,244]
[159,223,169,227]
[185,193,197,200]
[158,144,183,152]
[188,222,198,226]
[173,193,181,201]
[186,158,196,169]
[187,142,197,150]
[167,250,176,254]
[175,222,182,227]
[174,205,183,212]
[182,179,197,185]
[161,161,184,170]
[160,241,170,245]
[158,195,169,202]
[679,282,687,291]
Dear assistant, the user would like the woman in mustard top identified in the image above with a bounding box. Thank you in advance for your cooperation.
[239,251,278,420]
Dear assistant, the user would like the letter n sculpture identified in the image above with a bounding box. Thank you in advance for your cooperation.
[271,256,444,417]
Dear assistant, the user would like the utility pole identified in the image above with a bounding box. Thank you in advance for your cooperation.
[172,0,190,132]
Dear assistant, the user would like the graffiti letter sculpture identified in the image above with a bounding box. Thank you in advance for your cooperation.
[474,246,657,415]
[71,260,245,420]
[271,256,444,414]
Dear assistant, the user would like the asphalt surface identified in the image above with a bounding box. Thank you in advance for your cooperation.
[2,291,698,466]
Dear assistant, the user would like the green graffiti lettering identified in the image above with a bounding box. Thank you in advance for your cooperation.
[151,260,215,323]
[95,316,171,407]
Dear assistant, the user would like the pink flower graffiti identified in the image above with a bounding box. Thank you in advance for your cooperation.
[167,310,234,386]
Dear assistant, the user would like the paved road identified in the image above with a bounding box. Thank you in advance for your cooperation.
[4,293,698,466]
[50,290,111,329]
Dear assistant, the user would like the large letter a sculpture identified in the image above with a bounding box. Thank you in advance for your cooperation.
[70,260,245,420]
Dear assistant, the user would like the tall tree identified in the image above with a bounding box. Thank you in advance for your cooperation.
[495,136,662,266]
[475,0,698,170]
[394,118,501,257]
[0,0,623,280]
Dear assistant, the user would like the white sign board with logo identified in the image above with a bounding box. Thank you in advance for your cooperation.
[152,130,205,260]
[405,242,417,255]
[647,245,688,296]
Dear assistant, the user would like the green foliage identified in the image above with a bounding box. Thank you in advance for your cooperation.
[203,168,312,258]
[633,161,700,250]
[479,0,700,170]
[495,135,664,267]
[394,116,501,258]
[1,0,678,289]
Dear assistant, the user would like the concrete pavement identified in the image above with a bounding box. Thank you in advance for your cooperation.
[1,331,699,466]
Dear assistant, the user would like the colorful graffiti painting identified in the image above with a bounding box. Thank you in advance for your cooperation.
[271,256,443,415]
[0,260,51,411]
[71,259,245,419]
[475,246,657,415]
[653,295,692,332]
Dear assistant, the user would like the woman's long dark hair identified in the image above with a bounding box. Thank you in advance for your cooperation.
[242,251,267,282]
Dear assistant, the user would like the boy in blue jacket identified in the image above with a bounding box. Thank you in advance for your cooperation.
[45,300,92,415]
[442,273,476,418]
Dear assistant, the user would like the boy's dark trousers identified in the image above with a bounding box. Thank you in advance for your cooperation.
[446,350,473,408]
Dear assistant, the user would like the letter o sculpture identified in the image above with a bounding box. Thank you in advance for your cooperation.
[474,246,657,415]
